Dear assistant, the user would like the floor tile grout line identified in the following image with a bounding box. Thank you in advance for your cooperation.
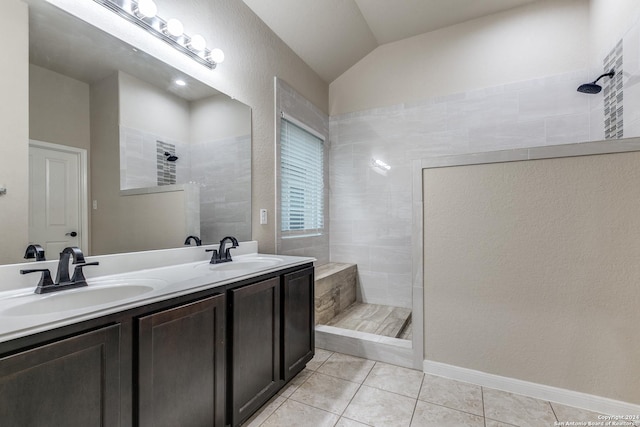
[338,371,366,420]
[482,386,487,427]
[251,394,287,427]
[313,369,372,386]
[288,361,376,421]
[409,373,426,427]
[338,415,375,426]
[485,417,519,427]
[281,397,345,424]
[336,361,377,422]
[549,400,559,422]
[416,396,486,419]
[286,393,351,420]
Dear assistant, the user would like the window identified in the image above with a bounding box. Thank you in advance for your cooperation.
[280,115,324,236]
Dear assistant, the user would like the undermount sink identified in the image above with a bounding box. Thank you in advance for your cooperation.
[194,257,283,272]
[2,279,166,316]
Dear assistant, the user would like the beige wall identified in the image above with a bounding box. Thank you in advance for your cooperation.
[329,0,589,115]
[423,152,640,404]
[29,64,91,150]
[190,94,251,142]
[91,73,188,255]
[119,71,190,142]
[0,0,29,264]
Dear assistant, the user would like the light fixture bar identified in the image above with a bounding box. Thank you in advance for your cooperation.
[93,0,219,69]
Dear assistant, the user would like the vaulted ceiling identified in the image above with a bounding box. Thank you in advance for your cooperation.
[242,0,540,83]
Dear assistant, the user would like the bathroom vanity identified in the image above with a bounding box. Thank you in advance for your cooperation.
[0,246,314,427]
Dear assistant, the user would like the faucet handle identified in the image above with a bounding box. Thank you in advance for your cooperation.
[205,248,220,264]
[224,246,237,259]
[71,262,99,287]
[20,269,55,293]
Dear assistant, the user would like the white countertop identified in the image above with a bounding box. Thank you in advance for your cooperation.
[0,245,314,344]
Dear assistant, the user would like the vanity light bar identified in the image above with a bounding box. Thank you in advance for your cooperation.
[93,0,221,69]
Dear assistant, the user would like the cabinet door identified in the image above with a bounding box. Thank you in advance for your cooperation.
[0,324,121,427]
[229,277,280,426]
[137,294,226,427]
[282,266,315,381]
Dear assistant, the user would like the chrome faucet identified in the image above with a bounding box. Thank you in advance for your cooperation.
[24,244,46,261]
[206,236,239,264]
[20,246,99,294]
[184,235,202,246]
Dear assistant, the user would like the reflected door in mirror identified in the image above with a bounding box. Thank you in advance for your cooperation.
[29,141,86,256]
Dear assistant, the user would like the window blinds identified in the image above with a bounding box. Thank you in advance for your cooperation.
[280,116,324,235]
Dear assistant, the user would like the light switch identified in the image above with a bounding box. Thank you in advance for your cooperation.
[260,209,267,225]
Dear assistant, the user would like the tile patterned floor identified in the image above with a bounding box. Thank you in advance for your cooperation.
[325,303,411,338]
[242,349,623,427]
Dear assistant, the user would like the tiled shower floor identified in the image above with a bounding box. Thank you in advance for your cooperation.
[325,302,411,339]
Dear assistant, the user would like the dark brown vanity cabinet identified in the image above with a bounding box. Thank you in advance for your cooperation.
[136,293,226,427]
[228,276,281,426]
[228,266,315,426]
[0,324,121,427]
[282,266,315,381]
[0,262,314,427]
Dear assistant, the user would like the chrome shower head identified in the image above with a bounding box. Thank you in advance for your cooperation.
[577,70,615,94]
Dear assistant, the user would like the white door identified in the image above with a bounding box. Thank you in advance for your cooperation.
[29,141,87,259]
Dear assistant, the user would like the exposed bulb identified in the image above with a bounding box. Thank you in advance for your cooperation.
[135,0,157,18]
[175,79,186,86]
[189,34,206,51]
[163,18,184,37]
[209,48,225,64]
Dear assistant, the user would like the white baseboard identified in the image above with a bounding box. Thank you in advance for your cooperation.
[423,359,640,416]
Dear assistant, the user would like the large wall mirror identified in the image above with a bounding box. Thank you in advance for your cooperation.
[25,1,251,262]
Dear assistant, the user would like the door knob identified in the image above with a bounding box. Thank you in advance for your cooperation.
[65,231,78,237]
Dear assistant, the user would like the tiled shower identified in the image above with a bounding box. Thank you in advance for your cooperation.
[328,17,640,310]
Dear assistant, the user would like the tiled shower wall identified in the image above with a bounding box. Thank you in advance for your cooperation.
[120,125,251,243]
[120,126,187,190]
[329,15,640,308]
[191,134,251,243]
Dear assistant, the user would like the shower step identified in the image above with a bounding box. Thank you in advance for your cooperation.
[325,302,411,339]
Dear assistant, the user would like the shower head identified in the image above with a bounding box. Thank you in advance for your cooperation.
[164,151,179,162]
[577,70,615,94]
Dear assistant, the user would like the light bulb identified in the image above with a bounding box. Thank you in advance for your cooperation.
[135,0,157,18]
[209,48,225,64]
[175,79,186,86]
[163,18,184,37]
[189,34,206,51]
